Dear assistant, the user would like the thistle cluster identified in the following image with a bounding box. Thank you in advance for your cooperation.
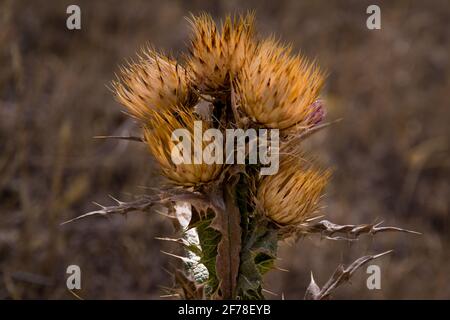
[112,12,330,299]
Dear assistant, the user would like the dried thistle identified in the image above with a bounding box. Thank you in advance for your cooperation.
[68,12,419,301]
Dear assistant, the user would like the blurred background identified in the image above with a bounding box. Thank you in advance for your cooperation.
[0,0,449,299]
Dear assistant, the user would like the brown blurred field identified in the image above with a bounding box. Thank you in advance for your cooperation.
[0,0,449,299]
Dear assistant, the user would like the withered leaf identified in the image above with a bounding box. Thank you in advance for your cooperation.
[305,250,393,300]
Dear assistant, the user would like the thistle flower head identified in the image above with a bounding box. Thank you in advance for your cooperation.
[113,48,194,121]
[187,12,256,93]
[143,105,223,186]
[257,155,330,225]
[236,39,325,129]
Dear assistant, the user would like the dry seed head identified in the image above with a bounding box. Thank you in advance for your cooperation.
[187,12,256,92]
[143,105,223,186]
[113,48,194,121]
[236,39,325,129]
[257,156,330,225]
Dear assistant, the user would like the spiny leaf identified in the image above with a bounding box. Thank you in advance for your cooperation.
[304,272,320,300]
[195,215,221,293]
[61,194,165,225]
[237,217,277,299]
[305,250,393,300]
[236,174,278,300]
[287,219,421,240]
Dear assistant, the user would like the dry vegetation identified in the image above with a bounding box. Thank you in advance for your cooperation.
[0,0,449,299]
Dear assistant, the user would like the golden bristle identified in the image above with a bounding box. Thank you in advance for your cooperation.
[257,156,330,225]
[143,105,223,186]
[236,39,325,129]
[187,12,256,92]
[113,48,194,121]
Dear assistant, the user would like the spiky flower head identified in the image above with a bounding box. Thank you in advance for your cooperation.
[257,155,330,225]
[305,99,326,127]
[143,105,223,186]
[236,39,325,130]
[113,48,194,121]
[187,12,256,93]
